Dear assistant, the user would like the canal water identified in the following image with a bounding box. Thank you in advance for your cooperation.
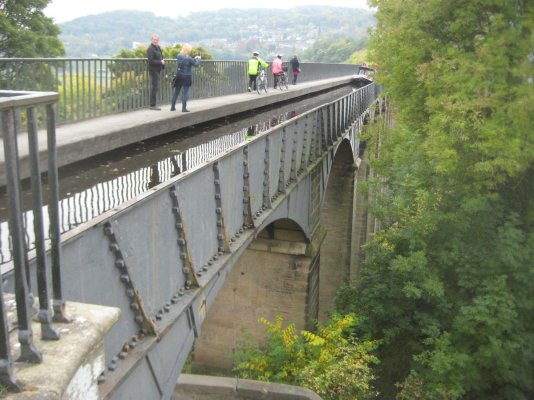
[0,86,354,266]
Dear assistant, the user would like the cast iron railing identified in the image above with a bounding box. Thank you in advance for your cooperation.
[0,90,69,392]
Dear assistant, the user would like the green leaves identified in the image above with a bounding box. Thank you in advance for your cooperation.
[351,0,534,398]
[233,315,379,400]
[0,0,64,57]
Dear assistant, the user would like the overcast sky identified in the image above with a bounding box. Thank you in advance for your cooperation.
[44,0,371,23]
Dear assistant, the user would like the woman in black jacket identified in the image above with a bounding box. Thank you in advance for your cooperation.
[290,55,300,85]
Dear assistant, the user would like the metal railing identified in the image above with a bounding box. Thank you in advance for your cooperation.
[0,58,357,127]
[0,90,69,392]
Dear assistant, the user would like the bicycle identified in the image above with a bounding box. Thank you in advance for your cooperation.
[256,68,268,94]
[277,67,289,90]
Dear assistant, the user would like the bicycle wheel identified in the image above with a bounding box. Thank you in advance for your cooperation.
[281,73,288,90]
[262,80,268,93]
[256,77,260,94]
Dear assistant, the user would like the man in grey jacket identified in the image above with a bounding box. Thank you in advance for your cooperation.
[147,34,165,110]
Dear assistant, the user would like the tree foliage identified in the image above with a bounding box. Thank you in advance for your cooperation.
[115,44,213,60]
[56,8,374,59]
[233,314,379,400]
[342,0,534,398]
[301,36,367,63]
[0,0,64,57]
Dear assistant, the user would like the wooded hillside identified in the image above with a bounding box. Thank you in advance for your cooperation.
[58,7,375,60]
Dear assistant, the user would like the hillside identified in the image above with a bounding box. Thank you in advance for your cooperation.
[59,7,375,60]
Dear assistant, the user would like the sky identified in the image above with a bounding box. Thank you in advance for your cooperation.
[44,0,371,23]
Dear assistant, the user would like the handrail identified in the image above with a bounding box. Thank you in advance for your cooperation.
[0,58,357,126]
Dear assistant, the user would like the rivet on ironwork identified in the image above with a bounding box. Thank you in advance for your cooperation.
[119,352,128,360]
[243,198,248,204]
[115,259,125,269]
[164,305,170,312]
[126,289,134,297]
[130,303,139,311]
[216,207,222,214]
[109,243,119,252]
[120,275,130,283]
[243,160,248,166]
[175,223,182,229]
[217,221,222,227]
[231,237,236,242]
[215,193,221,200]
[98,374,106,384]
[214,179,220,186]
[208,260,213,266]
[218,249,224,254]
[172,207,179,213]
[183,267,189,274]
[178,238,185,245]
[108,364,116,372]
[178,288,185,296]
[180,254,186,259]
[196,272,202,277]
[135,316,143,324]
[104,226,113,236]
[156,314,162,320]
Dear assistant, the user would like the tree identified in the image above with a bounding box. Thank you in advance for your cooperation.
[234,315,379,400]
[301,36,366,63]
[0,0,65,57]
[115,44,213,60]
[341,0,534,398]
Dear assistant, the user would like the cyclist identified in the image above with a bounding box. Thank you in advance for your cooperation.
[271,54,283,89]
[248,51,268,92]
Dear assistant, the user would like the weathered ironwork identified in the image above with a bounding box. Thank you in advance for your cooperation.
[0,90,68,389]
[1,82,381,398]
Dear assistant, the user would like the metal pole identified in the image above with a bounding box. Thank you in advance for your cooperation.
[26,107,60,340]
[1,108,42,363]
[46,104,71,323]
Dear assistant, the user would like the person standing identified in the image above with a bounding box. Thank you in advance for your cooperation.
[147,34,165,110]
[290,54,300,85]
[170,44,201,112]
[271,54,283,89]
[247,51,268,92]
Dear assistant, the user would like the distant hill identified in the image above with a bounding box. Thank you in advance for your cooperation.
[59,7,375,60]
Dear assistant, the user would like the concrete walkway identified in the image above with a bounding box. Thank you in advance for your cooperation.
[0,77,353,187]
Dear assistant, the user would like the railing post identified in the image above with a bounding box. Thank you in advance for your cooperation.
[1,107,42,363]
[0,284,22,391]
[46,104,71,323]
[26,106,61,339]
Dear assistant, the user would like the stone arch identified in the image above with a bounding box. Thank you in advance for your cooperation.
[190,218,318,374]
[317,138,357,321]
